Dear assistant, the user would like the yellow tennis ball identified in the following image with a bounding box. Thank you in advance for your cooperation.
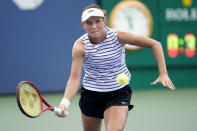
[116,73,128,85]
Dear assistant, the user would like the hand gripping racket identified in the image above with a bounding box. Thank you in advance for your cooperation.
[16,81,61,118]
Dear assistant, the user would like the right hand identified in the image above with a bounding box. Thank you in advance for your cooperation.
[55,104,68,118]
[151,74,176,90]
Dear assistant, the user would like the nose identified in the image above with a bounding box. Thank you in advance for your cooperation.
[92,22,97,29]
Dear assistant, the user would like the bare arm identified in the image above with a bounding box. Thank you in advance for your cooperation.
[118,31,175,90]
[56,39,85,117]
[63,39,84,101]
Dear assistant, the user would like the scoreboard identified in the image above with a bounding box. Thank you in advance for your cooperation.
[100,0,197,67]
[160,0,197,66]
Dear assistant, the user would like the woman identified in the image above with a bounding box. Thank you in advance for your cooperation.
[56,4,175,131]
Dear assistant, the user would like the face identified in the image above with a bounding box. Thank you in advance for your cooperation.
[82,16,106,40]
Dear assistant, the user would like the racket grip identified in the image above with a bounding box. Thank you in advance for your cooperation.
[53,107,62,114]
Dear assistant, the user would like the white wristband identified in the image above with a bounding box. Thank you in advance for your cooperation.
[60,98,70,110]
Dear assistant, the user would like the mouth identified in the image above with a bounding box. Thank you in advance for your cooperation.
[91,31,98,33]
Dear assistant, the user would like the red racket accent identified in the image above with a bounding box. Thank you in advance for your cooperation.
[16,81,61,118]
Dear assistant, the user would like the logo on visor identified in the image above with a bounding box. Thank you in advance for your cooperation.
[88,9,94,13]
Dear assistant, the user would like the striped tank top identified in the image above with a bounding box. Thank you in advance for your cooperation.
[81,26,131,92]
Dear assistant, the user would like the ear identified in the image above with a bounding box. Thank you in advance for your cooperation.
[104,16,107,25]
[81,22,85,29]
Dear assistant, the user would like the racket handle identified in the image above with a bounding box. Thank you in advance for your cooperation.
[53,107,68,116]
[53,107,62,114]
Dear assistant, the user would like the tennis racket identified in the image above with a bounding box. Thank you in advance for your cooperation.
[16,81,61,118]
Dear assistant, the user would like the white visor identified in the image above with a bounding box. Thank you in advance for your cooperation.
[81,8,104,22]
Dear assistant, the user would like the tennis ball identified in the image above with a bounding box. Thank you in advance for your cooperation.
[116,73,128,85]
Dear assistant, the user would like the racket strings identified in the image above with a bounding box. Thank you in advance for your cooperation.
[19,83,42,117]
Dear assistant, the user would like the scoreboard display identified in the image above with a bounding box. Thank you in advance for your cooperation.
[100,0,197,67]
[167,33,195,58]
[160,0,197,66]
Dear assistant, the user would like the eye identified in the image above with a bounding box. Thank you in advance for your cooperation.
[85,21,92,25]
[95,19,101,23]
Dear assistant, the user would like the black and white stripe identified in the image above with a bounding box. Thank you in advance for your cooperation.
[81,26,131,92]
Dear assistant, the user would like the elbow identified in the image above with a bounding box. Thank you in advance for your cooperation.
[151,41,162,49]
[158,42,162,46]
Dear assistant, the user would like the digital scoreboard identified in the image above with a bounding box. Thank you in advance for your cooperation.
[167,33,195,58]
[101,0,197,67]
[160,0,197,66]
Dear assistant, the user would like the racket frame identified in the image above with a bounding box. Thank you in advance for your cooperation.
[16,81,56,118]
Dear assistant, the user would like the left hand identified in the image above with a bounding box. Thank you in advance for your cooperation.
[151,74,176,90]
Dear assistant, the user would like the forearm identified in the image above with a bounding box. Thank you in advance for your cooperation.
[56,77,81,117]
[63,77,81,102]
[152,43,167,75]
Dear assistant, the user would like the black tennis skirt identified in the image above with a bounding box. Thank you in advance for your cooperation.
[79,84,133,119]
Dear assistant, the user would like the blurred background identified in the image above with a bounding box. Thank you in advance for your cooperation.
[0,0,197,130]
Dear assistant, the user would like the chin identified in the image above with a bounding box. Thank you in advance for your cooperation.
[90,33,100,38]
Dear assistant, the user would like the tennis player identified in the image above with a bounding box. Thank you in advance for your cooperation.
[56,4,175,131]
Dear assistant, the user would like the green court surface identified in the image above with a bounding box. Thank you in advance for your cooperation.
[0,87,197,131]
